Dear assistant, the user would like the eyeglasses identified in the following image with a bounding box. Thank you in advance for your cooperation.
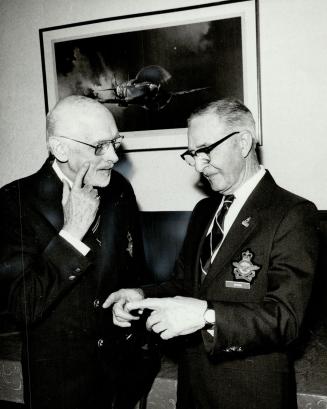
[180,131,239,166]
[57,134,124,156]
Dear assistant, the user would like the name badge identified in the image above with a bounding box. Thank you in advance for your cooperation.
[225,280,250,289]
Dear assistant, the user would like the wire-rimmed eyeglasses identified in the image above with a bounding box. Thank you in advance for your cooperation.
[57,134,124,156]
[180,131,239,166]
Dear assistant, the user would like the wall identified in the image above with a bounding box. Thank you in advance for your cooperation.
[0,0,326,210]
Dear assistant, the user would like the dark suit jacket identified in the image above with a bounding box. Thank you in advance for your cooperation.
[144,172,319,409]
[0,158,157,409]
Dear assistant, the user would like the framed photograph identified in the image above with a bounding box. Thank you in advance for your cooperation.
[40,0,261,153]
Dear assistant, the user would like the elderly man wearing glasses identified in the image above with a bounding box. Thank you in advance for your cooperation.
[105,98,319,409]
[0,95,159,409]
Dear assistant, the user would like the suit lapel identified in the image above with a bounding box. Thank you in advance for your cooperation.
[32,159,64,232]
[29,161,126,293]
[95,175,124,291]
[200,172,276,290]
[201,208,259,289]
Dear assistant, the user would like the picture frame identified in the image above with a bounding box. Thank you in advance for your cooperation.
[40,0,261,153]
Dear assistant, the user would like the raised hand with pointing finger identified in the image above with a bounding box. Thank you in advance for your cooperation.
[61,162,100,241]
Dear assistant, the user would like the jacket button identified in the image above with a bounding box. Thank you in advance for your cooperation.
[74,267,81,273]
[97,338,104,347]
[68,275,76,281]
[93,299,100,308]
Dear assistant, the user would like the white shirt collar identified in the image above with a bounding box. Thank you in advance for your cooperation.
[52,160,73,188]
[208,165,266,262]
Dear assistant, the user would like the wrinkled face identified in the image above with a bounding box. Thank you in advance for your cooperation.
[187,113,245,194]
[56,106,120,187]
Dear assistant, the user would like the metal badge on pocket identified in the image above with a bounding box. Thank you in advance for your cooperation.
[225,249,261,289]
[232,250,260,282]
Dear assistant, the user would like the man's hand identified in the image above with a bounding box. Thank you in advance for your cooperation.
[102,288,145,328]
[126,296,208,339]
[62,162,100,240]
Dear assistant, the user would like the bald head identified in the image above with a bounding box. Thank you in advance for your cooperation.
[46,95,120,187]
[46,95,116,144]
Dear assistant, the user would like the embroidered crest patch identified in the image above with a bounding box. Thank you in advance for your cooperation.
[232,250,260,282]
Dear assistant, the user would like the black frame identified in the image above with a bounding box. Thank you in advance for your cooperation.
[39,0,262,152]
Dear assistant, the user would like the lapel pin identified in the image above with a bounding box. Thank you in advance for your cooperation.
[242,217,251,228]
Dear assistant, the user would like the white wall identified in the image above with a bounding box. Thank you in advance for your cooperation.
[1,0,326,210]
[259,0,327,210]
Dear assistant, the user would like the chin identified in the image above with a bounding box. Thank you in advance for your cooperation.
[90,172,112,187]
[207,174,227,193]
[207,177,222,192]
[211,185,223,192]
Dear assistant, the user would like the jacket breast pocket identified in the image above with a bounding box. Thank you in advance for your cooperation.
[206,248,268,303]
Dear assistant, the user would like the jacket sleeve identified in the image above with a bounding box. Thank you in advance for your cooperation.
[0,183,93,325]
[202,201,320,356]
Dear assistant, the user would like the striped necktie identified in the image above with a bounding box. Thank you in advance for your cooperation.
[91,214,101,247]
[84,214,102,251]
[200,195,235,281]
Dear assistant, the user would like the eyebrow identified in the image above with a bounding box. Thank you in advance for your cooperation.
[95,135,121,144]
[189,143,208,151]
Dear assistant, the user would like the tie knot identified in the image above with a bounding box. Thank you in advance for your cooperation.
[223,194,235,210]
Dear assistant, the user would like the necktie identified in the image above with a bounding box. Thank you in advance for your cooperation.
[200,195,235,281]
[91,214,102,247]
[84,214,102,252]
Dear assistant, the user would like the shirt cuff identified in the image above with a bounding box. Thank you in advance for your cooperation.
[59,230,90,256]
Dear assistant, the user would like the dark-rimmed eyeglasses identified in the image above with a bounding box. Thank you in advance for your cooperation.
[57,134,124,156]
[180,131,239,166]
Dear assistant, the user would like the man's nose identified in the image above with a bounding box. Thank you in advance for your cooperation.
[103,143,119,163]
[194,156,208,173]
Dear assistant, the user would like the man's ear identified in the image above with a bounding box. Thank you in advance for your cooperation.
[239,131,253,158]
[48,137,69,162]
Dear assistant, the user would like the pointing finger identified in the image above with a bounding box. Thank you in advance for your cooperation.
[126,298,163,312]
[73,162,90,190]
[103,292,121,308]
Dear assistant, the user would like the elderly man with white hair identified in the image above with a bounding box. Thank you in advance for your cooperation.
[0,95,159,409]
